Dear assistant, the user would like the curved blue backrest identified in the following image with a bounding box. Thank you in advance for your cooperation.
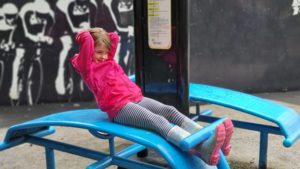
[190,83,300,147]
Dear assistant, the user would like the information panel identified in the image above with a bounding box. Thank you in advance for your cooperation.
[147,0,172,49]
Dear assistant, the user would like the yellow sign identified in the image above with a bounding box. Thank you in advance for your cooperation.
[147,0,171,49]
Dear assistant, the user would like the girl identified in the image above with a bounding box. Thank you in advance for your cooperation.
[71,27,234,165]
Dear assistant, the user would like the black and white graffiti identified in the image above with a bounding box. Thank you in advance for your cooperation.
[292,0,300,15]
[0,0,134,105]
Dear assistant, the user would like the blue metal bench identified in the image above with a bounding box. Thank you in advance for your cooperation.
[189,83,300,169]
[0,109,230,169]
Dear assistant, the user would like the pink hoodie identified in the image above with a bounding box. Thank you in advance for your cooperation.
[71,31,143,120]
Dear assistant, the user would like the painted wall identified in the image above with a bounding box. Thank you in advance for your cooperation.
[190,0,300,93]
[0,0,134,105]
[1,0,300,105]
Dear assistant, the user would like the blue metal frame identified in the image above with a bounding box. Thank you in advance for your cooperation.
[0,109,230,169]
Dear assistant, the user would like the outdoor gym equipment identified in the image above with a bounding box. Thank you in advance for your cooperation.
[0,109,230,169]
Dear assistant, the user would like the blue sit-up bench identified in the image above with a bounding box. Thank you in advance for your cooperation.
[0,109,231,169]
[189,83,300,169]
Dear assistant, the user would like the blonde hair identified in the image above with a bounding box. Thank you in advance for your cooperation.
[88,27,111,51]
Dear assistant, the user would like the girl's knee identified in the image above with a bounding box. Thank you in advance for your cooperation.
[149,114,169,126]
[163,105,178,112]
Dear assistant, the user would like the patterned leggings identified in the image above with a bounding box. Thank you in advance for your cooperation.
[113,97,188,138]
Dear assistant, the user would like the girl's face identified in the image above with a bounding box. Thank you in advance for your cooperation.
[93,42,109,63]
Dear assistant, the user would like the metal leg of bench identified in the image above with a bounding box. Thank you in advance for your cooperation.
[195,103,200,116]
[46,147,55,169]
[259,132,268,169]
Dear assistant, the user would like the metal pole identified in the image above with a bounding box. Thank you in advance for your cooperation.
[45,147,55,169]
[259,132,268,169]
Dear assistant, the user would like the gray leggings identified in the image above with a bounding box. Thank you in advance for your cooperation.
[113,97,187,138]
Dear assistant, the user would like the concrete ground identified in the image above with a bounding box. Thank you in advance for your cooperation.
[0,91,300,169]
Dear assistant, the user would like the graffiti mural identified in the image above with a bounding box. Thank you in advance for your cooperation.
[0,0,134,105]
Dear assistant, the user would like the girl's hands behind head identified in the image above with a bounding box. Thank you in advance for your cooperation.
[75,30,90,44]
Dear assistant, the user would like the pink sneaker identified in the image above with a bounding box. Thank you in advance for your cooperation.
[222,118,234,156]
[189,123,226,165]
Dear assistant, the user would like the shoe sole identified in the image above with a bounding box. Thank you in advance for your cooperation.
[189,123,226,165]
[209,123,226,165]
[222,118,234,156]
